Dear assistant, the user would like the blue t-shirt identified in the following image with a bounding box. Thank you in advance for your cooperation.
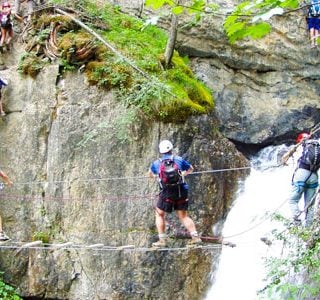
[0,79,7,89]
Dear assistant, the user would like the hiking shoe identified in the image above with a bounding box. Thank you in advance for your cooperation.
[0,111,6,117]
[0,232,9,241]
[152,239,167,248]
[260,237,272,246]
[293,217,302,226]
[188,237,202,246]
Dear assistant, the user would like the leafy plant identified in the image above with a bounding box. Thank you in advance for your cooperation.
[17,52,46,78]
[32,231,50,244]
[260,214,320,299]
[0,272,21,300]
[77,121,111,148]
[59,58,76,72]
[145,0,301,44]
[85,59,132,89]
[145,0,214,19]
[77,107,139,147]
[224,0,300,43]
[113,107,139,143]
[36,28,51,44]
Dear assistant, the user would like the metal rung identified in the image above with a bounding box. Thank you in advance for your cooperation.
[51,242,73,248]
[86,243,104,248]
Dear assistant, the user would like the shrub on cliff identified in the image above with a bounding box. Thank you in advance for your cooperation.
[0,272,21,300]
[18,0,213,123]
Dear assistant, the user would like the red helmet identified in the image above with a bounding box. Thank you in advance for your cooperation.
[296,132,311,143]
[2,2,10,8]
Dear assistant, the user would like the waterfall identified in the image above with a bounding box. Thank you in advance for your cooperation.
[206,145,298,300]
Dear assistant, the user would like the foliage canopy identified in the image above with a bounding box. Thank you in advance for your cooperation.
[0,272,21,300]
[260,214,320,299]
[145,0,302,43]
[224,0,300,43]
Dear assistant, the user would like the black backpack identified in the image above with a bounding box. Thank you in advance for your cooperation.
[299,140,320,172]
[159,156,182,187]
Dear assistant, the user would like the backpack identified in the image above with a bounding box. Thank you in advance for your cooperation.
[300,140,320,171]
[309,0,320,17]
[159,156,183,187]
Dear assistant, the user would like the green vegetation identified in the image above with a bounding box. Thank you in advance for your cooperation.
[0,272,21,300]
[76,106,138,147]
[17,52,46,78]
[224,0,300,43]
[32,231,50,244]
[145,0,301,44]
[260,214,320,299]
[19,0,213,124]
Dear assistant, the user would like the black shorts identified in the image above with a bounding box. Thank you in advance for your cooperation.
[1,23,12,30]
[156,185,189,213]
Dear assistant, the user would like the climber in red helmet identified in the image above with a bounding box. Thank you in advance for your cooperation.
[283,132,320,227]
[296,132,311,144]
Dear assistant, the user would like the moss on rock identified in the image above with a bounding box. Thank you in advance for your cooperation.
[20,0,214,123]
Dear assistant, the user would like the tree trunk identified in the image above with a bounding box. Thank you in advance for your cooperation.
[164,12,178,68]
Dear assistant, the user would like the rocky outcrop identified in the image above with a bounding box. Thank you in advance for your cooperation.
[118,0,320,146]
[184,9,320,144]
[5,0,316,296]
[0,39,248,299]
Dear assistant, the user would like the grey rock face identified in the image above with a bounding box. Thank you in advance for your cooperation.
[0,59,248,299]
[121,0,320,145]
[184,10,320,144]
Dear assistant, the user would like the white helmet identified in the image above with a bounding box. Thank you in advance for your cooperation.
[159,140,173,154]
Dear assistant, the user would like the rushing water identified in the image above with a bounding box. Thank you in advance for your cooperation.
[206,145,299,300]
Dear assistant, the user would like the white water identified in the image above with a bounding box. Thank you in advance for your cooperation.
[206,145,298,300]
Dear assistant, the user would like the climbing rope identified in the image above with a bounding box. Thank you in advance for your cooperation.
[0,140,316,244]
[0,159,303,250]
[0,160,300,242]
[8,165,250,186]
[223,198,289,239]
[0,240,224,252]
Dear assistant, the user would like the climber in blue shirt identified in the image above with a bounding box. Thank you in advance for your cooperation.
[148,140,201,248]
[307,0,320,48]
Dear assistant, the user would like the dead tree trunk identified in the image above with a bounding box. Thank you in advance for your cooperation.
[164,12,178,69]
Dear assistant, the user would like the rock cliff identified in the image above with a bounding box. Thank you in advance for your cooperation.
[3,0,318,298]
[118,0,320,146]
[0,33,247,299]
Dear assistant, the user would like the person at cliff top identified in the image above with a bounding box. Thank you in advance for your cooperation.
[0,2,14,52]
[148,140,202,247]
[282,132,319,227]
[0,168,13,241]
[0,78,8,116]
[307,1,320,48]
